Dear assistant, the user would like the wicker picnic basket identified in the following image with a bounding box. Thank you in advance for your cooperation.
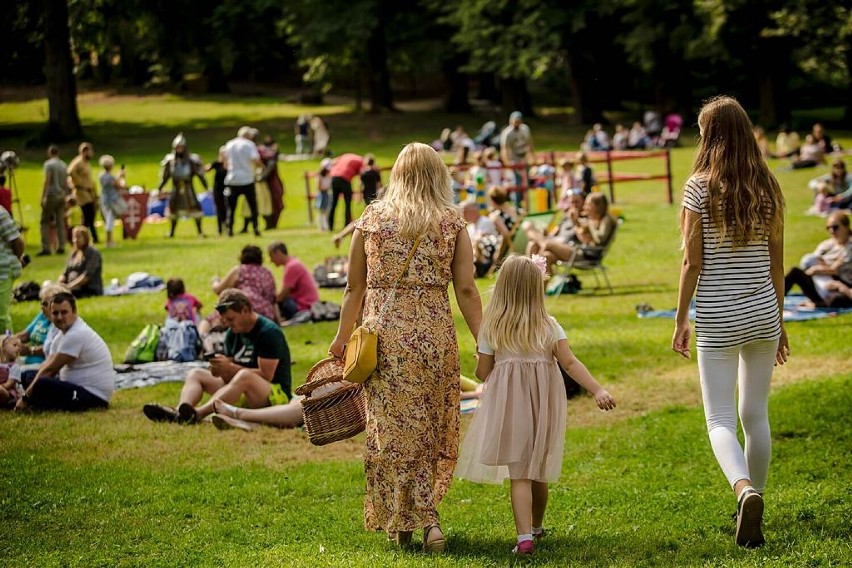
[295,357,367,446]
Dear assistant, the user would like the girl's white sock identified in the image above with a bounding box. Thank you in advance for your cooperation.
[531,527,543,536]
[517,534,533,544]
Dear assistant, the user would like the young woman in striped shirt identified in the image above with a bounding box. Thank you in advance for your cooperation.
[672,96,790,548]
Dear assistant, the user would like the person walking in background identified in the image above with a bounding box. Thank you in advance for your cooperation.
[0,206,25,332]
[294,115,310,155]
[672,96,789,549]
[327,153,363,231]
[455,255,615,556]
[224,126,262,237]
[157,133,207,238]
[499,111,534,206]
[310,115,330,156]
[40,145,68,256]
[258,135,284,230]
[97,155,126,248]
[359,154,382,206]
[206,146,228,236]
[328,142,482,553]
[67,142,99,243]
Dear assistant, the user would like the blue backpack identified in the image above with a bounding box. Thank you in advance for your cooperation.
[159,319,201,362]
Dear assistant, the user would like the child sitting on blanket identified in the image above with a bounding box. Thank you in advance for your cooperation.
[0,335,25,409]
[165,278,203,324]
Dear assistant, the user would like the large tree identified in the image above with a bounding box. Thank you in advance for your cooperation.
[43,0,82,140]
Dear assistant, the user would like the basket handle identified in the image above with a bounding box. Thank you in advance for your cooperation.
[294,358,346,396]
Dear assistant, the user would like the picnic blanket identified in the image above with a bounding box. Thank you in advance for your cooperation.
[637,295,852,322]
[103,272,167,297]
[114,361,209,390]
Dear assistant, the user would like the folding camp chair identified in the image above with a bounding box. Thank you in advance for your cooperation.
[486,211,528,275]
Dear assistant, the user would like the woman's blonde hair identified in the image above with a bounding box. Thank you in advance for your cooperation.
[380,142,453,238]
[480,255,554,355]
[688,96,785,247]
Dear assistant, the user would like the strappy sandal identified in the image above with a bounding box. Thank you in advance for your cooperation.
[423,524,445,553]
[386,530,413,547]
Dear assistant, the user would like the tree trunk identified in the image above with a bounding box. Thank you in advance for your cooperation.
[475,72,500,102]
[442,55,470,113]
[756,37,791,128]
[43,0,82,140]
[203,57,230,94]
[566,50,603,125]
[499,77,532,116]
[366,18,394,112]
[845,36,852,125]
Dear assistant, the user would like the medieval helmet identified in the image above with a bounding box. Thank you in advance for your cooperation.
[172,133,187,149]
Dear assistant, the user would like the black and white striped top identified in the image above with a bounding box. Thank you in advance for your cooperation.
[682,176,781,349]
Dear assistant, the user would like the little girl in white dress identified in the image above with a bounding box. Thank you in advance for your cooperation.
[455,255,616,555]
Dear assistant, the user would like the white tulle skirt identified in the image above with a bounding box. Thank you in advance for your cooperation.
[455,356,568,484]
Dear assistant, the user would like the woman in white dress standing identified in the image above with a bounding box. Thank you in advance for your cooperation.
[672,96,790,548]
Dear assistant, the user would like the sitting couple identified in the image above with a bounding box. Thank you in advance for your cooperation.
[143,288,301,428]
[522,191,616,275]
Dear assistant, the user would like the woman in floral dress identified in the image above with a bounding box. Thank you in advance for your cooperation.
[330,142,482,553]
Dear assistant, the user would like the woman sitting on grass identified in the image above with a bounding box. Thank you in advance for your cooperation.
[199,245,279,336]
[784,211,852,308]
[58,226,103,298]
[527,192,615,276]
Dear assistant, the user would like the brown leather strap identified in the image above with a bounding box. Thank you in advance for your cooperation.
[395,235,422,285]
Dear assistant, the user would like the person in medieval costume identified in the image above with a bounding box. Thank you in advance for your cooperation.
[157,133,207,238]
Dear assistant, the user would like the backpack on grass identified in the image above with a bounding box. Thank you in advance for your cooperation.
[124,324,162,364]
[158,319,201,362]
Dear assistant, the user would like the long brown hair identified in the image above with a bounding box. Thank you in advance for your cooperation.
[688,96,784,247]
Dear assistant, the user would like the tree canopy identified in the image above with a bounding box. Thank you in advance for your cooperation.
[3,0,851,138]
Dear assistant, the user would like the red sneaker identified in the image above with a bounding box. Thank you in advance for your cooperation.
[512,540,534,555]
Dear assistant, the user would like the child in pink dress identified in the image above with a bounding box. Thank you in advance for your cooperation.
[455,255,616,556]
[164,278,203,324]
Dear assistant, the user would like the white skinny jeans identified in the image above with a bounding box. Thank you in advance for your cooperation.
[697,338,778,492]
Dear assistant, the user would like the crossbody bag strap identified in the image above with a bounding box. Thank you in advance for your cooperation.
[396,235,423,285]
[370,235,423,330]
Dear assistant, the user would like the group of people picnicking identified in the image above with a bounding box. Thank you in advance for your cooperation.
[3,99,852,556]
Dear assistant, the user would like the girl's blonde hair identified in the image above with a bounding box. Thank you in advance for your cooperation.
[687,96,785,247]
[380,142,453,238]
[480,255,554,355]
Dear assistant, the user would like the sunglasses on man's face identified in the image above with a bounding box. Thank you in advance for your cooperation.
[215,301,237,314]
[826,225,840,231]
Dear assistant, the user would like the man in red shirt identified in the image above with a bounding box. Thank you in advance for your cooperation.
[0,175,12,215]
[327,153,363,230]
[268,241,320,325]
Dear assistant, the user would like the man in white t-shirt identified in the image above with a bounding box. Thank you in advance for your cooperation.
[15,292,114,411]
[224,126,262,237]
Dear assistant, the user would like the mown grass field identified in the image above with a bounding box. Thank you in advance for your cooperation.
[0,92,850,566]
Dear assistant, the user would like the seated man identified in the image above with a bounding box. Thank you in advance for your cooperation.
[143,288,291,424]
[267,241,319,325]
[15,291,114,412]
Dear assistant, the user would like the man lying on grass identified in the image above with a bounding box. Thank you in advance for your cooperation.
[143,288,291,424]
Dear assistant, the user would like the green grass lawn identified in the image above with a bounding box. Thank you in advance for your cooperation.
[1,93,850,566]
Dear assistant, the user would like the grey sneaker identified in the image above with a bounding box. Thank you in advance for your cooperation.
[735,489,765,548]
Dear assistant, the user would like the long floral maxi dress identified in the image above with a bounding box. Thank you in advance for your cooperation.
[355,202,466,532]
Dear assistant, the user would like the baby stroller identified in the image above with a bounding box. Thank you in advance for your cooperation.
[660,114,683,148]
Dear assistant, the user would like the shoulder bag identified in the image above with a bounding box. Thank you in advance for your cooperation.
[343,235,422,384]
